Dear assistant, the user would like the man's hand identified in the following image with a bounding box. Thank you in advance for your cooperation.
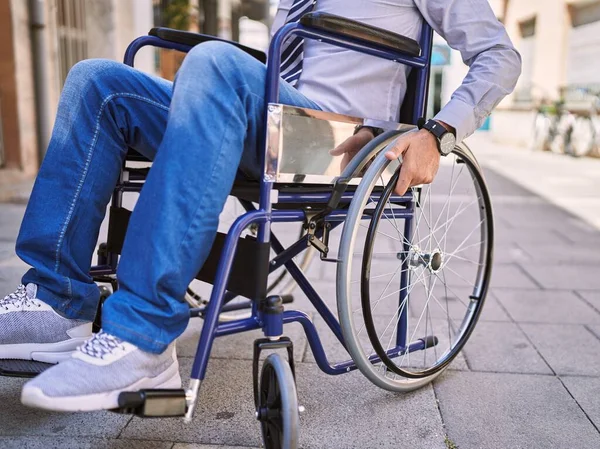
[384,129,441,196]
[329,127,375,171]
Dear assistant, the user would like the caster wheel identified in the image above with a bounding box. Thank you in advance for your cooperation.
[257,354,299,449]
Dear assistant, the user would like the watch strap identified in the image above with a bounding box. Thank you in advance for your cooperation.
[422,119,449,140]
[354,125,384,137]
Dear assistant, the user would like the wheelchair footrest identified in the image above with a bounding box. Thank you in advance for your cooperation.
[0,359,53,378]
[113,389,187,417]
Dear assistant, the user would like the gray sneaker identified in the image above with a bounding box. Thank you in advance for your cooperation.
[21,330,181,412]
[0,284,92,363]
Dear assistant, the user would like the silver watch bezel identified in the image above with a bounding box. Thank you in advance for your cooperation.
[439,132,456,156]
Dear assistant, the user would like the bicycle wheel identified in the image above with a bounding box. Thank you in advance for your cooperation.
[569,116,595,157]
[550,114,574,155]
[532,113,551,152]
[337,142,493,392]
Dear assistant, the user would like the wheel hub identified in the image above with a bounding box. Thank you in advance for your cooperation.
[404,247,444,273]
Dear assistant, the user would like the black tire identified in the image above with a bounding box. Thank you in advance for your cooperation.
[337,142,494,391]
[361,145,493,379]
[258,354,299,449]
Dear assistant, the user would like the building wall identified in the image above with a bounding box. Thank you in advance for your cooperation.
[3,0,39,175]
[433,0,600,147]
[0,0,154,181]
[0,0,22,171]
[491,0,599,146]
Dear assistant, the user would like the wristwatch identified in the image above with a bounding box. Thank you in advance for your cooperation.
[354,125,384,137]
[421,119,456,156]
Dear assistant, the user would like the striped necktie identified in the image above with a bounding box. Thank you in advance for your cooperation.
[280,0,317,87]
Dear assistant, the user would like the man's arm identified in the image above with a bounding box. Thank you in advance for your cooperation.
[415,0,522,144]
[384,0,522,195]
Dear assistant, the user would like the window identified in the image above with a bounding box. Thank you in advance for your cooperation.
[567,3,600,87]
[514,18,536,103]
[56,0,87,87]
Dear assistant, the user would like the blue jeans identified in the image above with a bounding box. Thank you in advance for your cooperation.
[16,42,321,353]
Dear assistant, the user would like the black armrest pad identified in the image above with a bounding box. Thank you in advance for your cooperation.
[149,27,267,64]
[299,13,421,57]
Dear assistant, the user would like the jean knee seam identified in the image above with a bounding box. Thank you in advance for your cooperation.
[53,93,170,277]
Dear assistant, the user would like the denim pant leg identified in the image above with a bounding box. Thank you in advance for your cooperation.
[102,42,321,353]
[17,60,173,321]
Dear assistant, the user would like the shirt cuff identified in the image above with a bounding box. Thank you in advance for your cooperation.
[434,98,477,145]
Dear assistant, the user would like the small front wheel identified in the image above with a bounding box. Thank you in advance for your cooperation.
[257,354,299,449]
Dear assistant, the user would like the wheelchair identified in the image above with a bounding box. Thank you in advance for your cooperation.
[6,12,494,449]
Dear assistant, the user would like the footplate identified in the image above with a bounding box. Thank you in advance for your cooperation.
[114,389,188,417]
[0,359,53,378]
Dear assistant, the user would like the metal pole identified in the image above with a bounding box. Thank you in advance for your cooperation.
[29,0,51,163]
[202,0,218,36]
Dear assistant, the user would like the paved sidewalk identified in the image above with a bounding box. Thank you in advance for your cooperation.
[1,136,600,448]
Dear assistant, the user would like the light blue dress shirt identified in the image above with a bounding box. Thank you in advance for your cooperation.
[272,0,522,143]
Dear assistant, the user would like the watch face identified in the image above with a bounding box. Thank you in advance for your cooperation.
[440,133,456,156]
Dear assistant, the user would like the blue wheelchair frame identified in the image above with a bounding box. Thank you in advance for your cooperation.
[115,19,433,410]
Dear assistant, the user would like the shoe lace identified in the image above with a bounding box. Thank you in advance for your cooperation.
[78,331,125,359]
[0,284,39,310]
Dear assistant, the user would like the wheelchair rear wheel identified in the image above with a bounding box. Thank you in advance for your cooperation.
[337,143,493,392]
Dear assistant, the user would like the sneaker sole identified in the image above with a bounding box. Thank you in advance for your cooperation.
[1,337,91,364]
[21,360,182,412]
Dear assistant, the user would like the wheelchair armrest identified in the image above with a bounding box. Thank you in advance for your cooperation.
[299,12,421,57]
[149,27,267,64]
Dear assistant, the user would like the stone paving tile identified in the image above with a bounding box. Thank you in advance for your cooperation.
[488,264,540,289]
[0,240,14,262]
[178,317,309,363]
[578,291,600,314]
[495,289,600,324]
[491,204,575,229]
[408,286,511,322]
[173,445,258,449]
[281,278,338,311]
[482,169,534,198]
[462,322,552,374]
[0,266,28,295]
[303,316,469,371]
[520,264,600,290]
[0,204,25,241]
[0,377,132,438]
[0,437,172,449]
[295,363,445,449]
[122,358,446,448]
[561,376,600,431]
[520,324,600,376]
[586,324,600,341]
[121,358,265,447]
[554,226,600,244]
[516,242,600,264]
[434,371,600,449]
[475,243,530,264]
[494,227,569,244]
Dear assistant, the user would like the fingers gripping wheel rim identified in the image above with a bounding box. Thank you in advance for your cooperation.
[258,354,299,449]
[337,143,493,392]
